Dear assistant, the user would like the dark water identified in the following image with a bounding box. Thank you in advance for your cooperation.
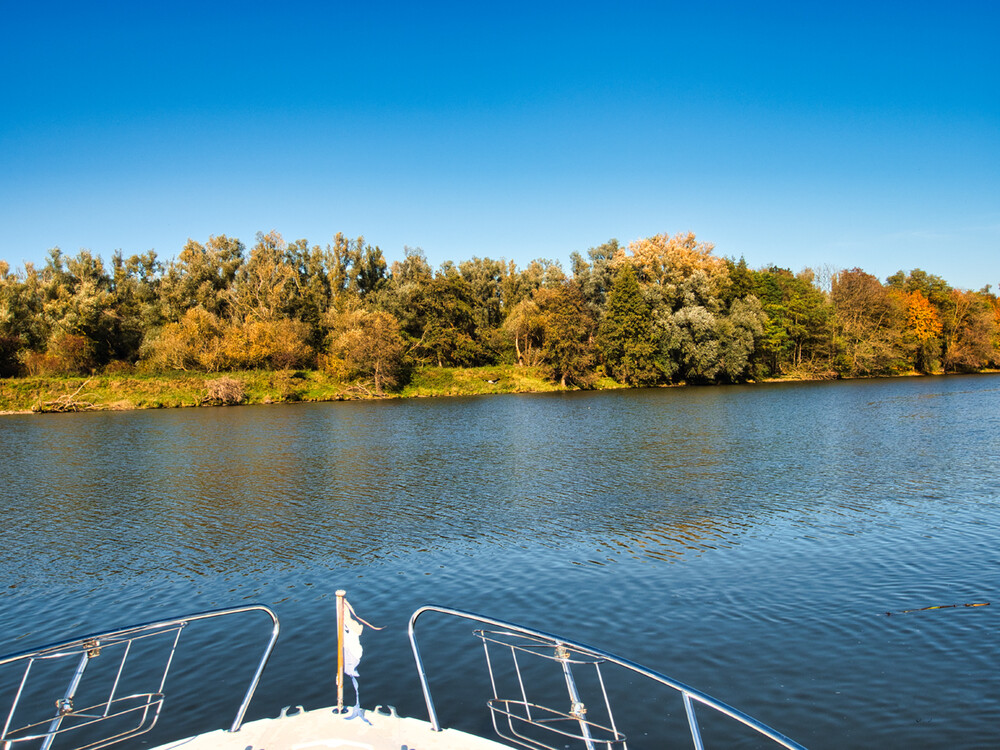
[2,375,999,748]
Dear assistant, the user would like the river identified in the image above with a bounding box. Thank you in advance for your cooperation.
[1,375,999,748]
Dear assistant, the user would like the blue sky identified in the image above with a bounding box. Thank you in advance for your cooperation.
[2,1,997,290]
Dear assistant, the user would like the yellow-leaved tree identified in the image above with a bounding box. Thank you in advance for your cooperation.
[622,232,728,306]
[325,307,407,394]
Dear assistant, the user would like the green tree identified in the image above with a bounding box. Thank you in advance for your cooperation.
[28,249,119,371]
[0,260,28,374]
[109,250,164,364]
[534,284,596,386]
[286,239,332,346]
[161,235,244,320]
[230,231,299,323]
[571,239,619,315]
[598,264,659,385]
[412,273,483,366]
[502,297,543,366]
[751,266,832,376]
[715,295,767,382]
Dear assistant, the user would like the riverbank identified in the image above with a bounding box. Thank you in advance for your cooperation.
[1,367,993,415]
[0,366,622,414]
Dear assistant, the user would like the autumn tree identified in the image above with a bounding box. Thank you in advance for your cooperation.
[901,290,943,372]
[502,297,543,366]
[142,307,229,372]
[625,232,729,308]
[831,269,905,376]
[940,289,996,371]
[326,307,408,394]
[886,268,951,308]
[229,231,299,323]
[222,319,314,370]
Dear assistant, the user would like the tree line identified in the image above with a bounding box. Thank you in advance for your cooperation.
[0,230,997,391]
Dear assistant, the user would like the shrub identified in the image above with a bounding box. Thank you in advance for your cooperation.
[326,307,407,394]
[142,308,227,372]
[222,319,314,370]
[23,333,96,376]
[204,376,245,405]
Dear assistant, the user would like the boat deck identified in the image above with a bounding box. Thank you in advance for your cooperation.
[148,706,510,750]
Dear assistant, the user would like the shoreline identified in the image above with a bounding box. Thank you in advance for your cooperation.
[1,367,997,416]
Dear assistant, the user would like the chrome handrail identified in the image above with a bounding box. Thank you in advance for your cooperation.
[408,605,806,750]
[0,604,279,750]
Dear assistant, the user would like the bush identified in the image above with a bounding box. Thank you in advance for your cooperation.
[223,319,314,370]
[203,376,245,405]
[142,308,227,372]
[23,333,96,376]
[326,308,407,394]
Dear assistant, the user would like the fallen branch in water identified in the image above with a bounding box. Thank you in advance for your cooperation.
[32,380,99,413]
[885,602,990,616]
[337,383,375,399]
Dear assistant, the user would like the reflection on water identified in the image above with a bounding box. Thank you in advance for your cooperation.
[1,375,1000,748]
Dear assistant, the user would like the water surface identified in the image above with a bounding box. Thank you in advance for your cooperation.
[2,375,999,748]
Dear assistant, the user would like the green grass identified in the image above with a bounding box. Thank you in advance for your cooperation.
[400,365,565,398]
[0,365,611,414]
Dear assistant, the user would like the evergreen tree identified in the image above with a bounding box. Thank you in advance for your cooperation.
[598,264,659,385]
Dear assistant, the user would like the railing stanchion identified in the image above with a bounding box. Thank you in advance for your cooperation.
[336,589,346,713]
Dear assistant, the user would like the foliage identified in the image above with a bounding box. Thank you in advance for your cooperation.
[161,235,244,320]
[750,266,832,376]
[901,290,943,372]
[715,296,767,382]
[143,307,228,372]
[223,319,315,371]
[502,297,543,366]
[533,284,596,387]
[941,289,995,372]
[624,232,729,307]
[325,307,408,394]
[0,230,996,396]
[598,264,659,386]
[831,269,906,376]
[0,335,21,377]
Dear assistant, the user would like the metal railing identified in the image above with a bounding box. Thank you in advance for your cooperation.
[0,605,279,750]
[408,606,806,750]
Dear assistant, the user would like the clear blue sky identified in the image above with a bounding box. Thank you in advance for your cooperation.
[2,1,997,290]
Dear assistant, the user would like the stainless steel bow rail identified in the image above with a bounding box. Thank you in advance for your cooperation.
[0,605,278,750]
[408,606,806,750]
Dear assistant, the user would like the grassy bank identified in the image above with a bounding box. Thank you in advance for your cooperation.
[0,366,621,414]
[3,367,992,415]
